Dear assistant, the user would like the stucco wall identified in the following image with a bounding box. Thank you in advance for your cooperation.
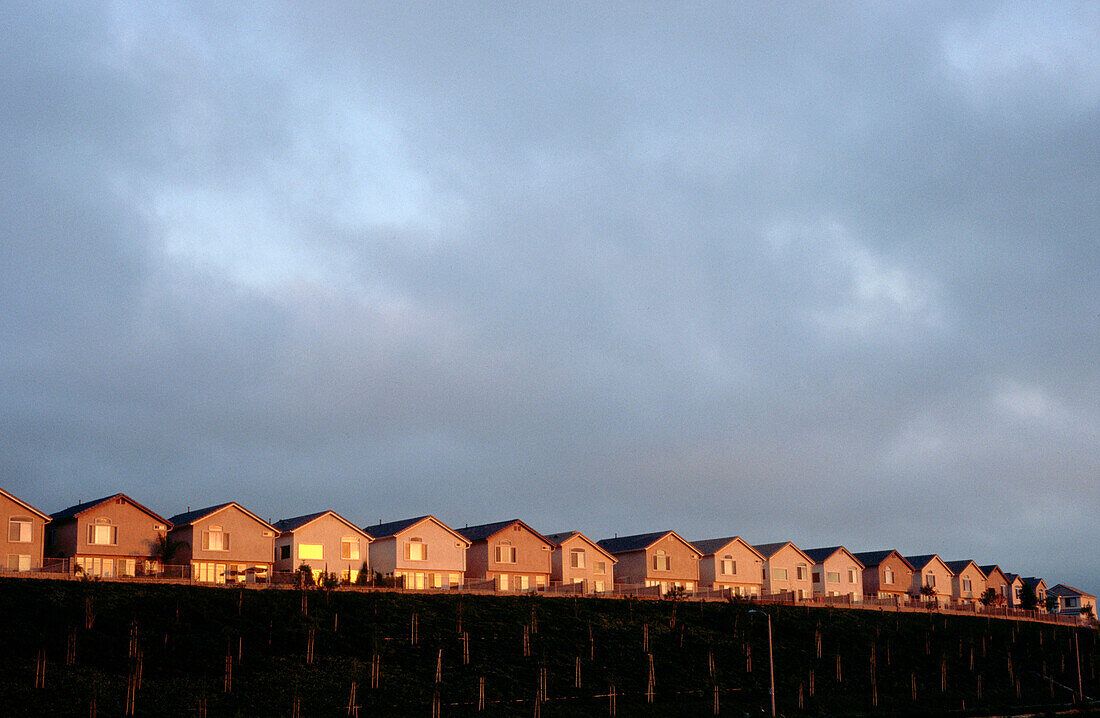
[550,534,614,591]
[0,494,47,569]
[699,540,763,594]
[811,552,862,600]
[273,515,369,577]
[466,524,551,581]
[173,505,274,567]
[55,497,167,561]
[762,545,813,598]
[367,519,467,577]
[863,554,912,598]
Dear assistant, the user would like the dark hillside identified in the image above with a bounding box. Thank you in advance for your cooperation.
[0,578,1095,716]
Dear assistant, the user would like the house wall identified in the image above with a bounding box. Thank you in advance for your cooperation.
[1006,578,1024,607]
[909,560,953,604]
[863,555,912,598]
[613,550,649,585]
[550,534,614,592]
[762,546,813,598]
[273,516,369,580]
[699,541,763,595]
[617,534,699,589]
[55,498,167,562]
[467,524,551,590]
[811,552,862,600]
[0,493,47,571]
[951,565,985,604]
[985,570,1009,603]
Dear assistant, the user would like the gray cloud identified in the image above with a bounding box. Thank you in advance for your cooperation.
[1,2,1096,593]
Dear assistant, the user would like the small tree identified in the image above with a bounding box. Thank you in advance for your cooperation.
[664,585,686,601]
[979,588,998,607]
[1018,582,1038,611]
[920,583,937,604]
[149,533,187,574]
[1045,595,1059,613]
[296,563,316,589]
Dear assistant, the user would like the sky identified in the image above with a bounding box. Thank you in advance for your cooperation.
[1,2,1097,594]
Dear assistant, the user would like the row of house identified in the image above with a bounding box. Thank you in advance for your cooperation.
[1,487,1095,618]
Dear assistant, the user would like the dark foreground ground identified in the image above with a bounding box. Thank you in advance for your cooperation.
[0,577,1095,716]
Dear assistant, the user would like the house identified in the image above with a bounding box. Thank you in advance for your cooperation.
[366,515,470,590]
[979,565,1011,605]
[273,511,372,584]
[1004,573,1025,607]
[904,554,955,605]
[49,494,171,578]
[753,542,815,599]
[692,536,765,596]
[802,546,864,601]
[852,550,914,601]
[1046,584,1096,618]
[168,503,277,584]
[544,531,616,593]
[944,561,986,605]
[598,531,700,594]
[1022,577,1048,610]
[1,487,51,572]
[457,520,553,592]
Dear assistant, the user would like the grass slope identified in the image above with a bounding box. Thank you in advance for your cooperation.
[0,578,1096,716]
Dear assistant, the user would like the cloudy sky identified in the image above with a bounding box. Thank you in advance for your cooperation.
[2,2,1097,592]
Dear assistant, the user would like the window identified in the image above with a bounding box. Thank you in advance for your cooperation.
[884,568,894,584]
[431,573,443,589]
[796,565,807,580]
[517,575,530,590]
[570,548,585,569]
[827,572,840,583]
[772,568,788,581]
[813,572,821,583]
[495,542,517,564]
[8,517,32,543]
[962,578,972,592]
[201,527,229,551]
[119,559,136,577]
[342,569,359,583]
[88,518,117,546]
[594,580,605,592]
[77,557,116,578]
[720,557,736,575]
[341,538,360,560]
[498,574,509,590]
[7,554,31,571]
[926,573,935,587]
[405,538,427,561]
[299,544,323,560]
[653,550,671,571]
[278,545,291,560]
[848,569,857,583]
[595,561,606,574]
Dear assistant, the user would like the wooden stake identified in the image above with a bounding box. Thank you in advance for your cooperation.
[646,653,655,703]
[346,682,359,717]
[224,652,232,693]
[609,683,616,716]
[575,656,582,688]
[478,676,486,711]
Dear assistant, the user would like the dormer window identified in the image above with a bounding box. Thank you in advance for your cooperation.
[88,517,117,545]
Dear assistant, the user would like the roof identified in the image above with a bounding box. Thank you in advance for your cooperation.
[272,510,371,538]
[691,536,764,560]
[1022,576,1046,589]
[0,487,51,522]
[753,541,814,564]
[1047,584,1096,599]
[598,530,697,555]
[905,554,954,574]
[979,565,1007,581]
[802,546,864,568]
[52,493,170,526]
[1003,572,1021,583]
[364,515,470,545]
[944,560,986,578]
[852,550,915,571]
[456,519,551,546]
[167,502,276,532]
[543,531,618,561]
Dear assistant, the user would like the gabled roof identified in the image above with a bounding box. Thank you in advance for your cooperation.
[802,545,865,568]
[52,493,170,527]
[905,554,955,575]
[168,502,276,532]
[1004,572,1022,584]
[753,541,814,564]
[457,519,551,547]
[944,560,986,579]
[273,510,371,539]
[0,487,51,522]
[543,531,618,562]
[364,515,470,546]
[691,536,765,561]
[852,550,915,571]
[598,530,698,556]
[979,565,1008,584]
[1047,584,1096,599]
[1022,576,1047,590]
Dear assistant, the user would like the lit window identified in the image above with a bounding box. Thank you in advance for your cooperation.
[926,573,936,587]
[517,575,530,590]
[8,517,32,543]
[594,580,605,592]
[201,528,229,551]
[405,538,427,561]
[720,557,735,575]
[299,544,323,560]
[341,538,360,560]
[653,550,671,571]
[962,578,972,592]
[595,561,606,574]
[796,565,807,580]
[88,518,117,546]
[847,569,857,583]
[6,554,31,571]
[495,542,517,563]
[772,568,788,581]
[570,548,585,569]
[827,572,840,583]
[884,568,894,584]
